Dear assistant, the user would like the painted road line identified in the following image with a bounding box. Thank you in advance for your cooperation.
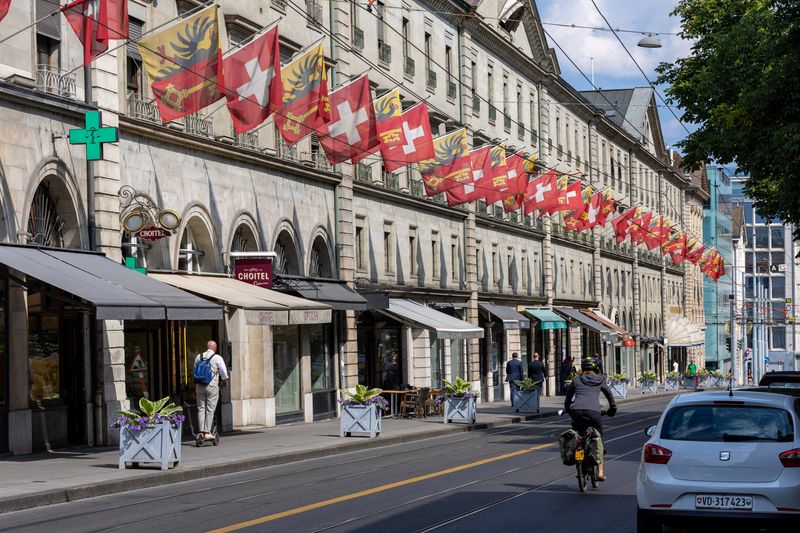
[209,413,659,533]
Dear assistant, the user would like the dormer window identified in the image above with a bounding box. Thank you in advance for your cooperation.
[498,0,525,33]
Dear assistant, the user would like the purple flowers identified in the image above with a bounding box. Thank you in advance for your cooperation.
[340,395,390,412]
[443,391,480,400]
[110,412,185,431]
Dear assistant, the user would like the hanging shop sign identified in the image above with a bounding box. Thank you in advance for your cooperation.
[233,256,273,288]
[69,110,118,161]
[119,186,181,240]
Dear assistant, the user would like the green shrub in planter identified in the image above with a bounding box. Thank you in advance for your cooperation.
[512,378,542,413]
[639,371,658,394]
[608,373,629,399]
[443,377,478,424]
[665,371,680,391]
[339,384,388,438]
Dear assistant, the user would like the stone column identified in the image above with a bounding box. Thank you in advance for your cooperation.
[464,210,480,386]
[8,278,31,455]
[543,217,556,395]
[337,171,359,390]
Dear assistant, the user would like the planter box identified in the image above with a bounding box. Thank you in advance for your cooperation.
[444,396,476,424]
[701,376,723,389]
[665,379,680,392]
[609,382,628,399]
[340,403,382,438]
[682,376,698,389]
[119,422,181,470]
[640,380,657,394]
[512,389,541,413]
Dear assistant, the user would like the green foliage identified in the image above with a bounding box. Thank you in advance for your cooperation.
[608,373,629,384]
[340,384,383,404]
[657,0,800,239]
[665,371,681,380]
[513,378,543,391]
[116,397,182,422]
[640,371,658,382]
[443,377,473,397]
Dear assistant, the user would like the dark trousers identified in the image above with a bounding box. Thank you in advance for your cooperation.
[509,381,519,405]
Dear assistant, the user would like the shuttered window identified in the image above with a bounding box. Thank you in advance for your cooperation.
[36,0,61,40]
[127,18,144,61]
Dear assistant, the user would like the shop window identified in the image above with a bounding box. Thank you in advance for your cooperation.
[450,339,464,380]
[274,230,301,275]
[0,281,5,408]
[309,324,333,391]
[309,236,333,278]
[27,289,61,402]
[178,227,205,272]
[122,232,148,269]
[273,325,301,415]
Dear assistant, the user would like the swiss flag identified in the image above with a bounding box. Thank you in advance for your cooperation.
[564,186,592,231]
[223,27,282,134]
[523,170,558,215]
[558,180,584,214]
[501,152,531,212]
[611,206,637,244]
[575,189,601,231]
[387,102,435,170]
[466,146,506,204]
[446,144,490,207]
[318,76,379,165]
[1,0,11,23]
[629,210,652,245]
[595,188,616,227]
[63,0,128,67]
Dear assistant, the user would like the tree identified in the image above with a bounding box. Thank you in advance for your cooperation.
[657,0,800,237]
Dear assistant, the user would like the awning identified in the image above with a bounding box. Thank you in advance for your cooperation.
[664,316,705,347]
[0,245,221,320]
[285,279,368,311]
[479,302,530,330]
[150,273,331,325]
[582,309,631,345]
[555,307,617,343]
[379,299,484,340]
[523,308,567,330]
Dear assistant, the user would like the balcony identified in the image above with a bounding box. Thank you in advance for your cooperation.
[378,41,392,66]
[352,27,364,50]
[426,69,437,91]
[472,95,480,114]
[410,178,424,197]
[233,128,259,151]
[272,0,287,11]
[35,65,76,99]
[276,136,298,161]
[306,0,323,25]
[385,172,399,190]
[447,81,457,101]
[477,200,488,215]
[404,56,415,78]
[126,92,161,123]
[313,150,331,170]
[355,162,372,183]
[488,105,497,124]
[503,115,512,131]
[185,112,213,138]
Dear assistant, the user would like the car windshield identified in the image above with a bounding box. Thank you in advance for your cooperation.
[661,405,794,442]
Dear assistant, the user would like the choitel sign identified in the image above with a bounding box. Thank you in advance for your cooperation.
[136,226,171,241]
[234,257,273,288]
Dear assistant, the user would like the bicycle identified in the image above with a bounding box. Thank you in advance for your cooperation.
[559,408,608,493]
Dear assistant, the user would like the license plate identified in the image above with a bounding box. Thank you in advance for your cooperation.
[695,495,753,510]
[575,449,584,461]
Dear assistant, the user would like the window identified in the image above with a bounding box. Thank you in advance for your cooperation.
[771,227,785,249]
[424,32,432,72]
[772,275,786,299]
[471,60,478,114]
[516,85,523,135]
[402,17,410,59]
[487,66,494,106]
[772,327,786,350]
[475,240,482,281]
[409,227,418,276]
[451,235,459,281]
[383,222,394,274]
[755,227,769,248]
[502,74,509,115]
[755,252,769,274]
[555,115,561,152]
[445,45,453,81]
[309,324,333,390]
[126,17,144,96]
[355,217,366,271]
[492,243,499,284]
[431,231,440,278]
[521,254,527,290]
[529,91,537,140]
[376,0,386,47]
[507,250,513,288]
[178,228,204,272]
[744,203,754,225]
[661,405,794,442]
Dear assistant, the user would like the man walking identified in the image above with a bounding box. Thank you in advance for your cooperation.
[194,340,229,440]
[528,352,546,398]
[506,352,524,405]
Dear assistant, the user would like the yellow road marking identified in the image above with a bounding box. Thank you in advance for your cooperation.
[208,442,554,532]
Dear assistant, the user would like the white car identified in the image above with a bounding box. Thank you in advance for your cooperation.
[636,391,800,532]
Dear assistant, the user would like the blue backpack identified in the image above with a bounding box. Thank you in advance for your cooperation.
[193,354,214,385]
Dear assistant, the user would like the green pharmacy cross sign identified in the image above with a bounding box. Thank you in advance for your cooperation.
[69,110,118,161]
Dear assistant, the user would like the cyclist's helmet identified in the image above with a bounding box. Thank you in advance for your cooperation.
[581,357,600,372]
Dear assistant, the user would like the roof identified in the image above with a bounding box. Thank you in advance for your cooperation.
[578,88,651,139]
[672,391,798,409]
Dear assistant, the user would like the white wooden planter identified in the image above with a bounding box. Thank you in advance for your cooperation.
[701,376,722,389]
[665,379,680,391]
[512,389,541,413]
[682,376,698,389]
[340,403,382,438]
[609,382,629,399]
[444,396,476,424]
[640,380,657,394]
[119,421,181,470]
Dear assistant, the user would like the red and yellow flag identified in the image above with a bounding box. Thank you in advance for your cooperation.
[275,42,330,146]
[419,129,470,196]
[138,5,223,122]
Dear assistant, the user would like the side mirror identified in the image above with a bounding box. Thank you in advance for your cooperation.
[557,409,565,416]
[645,425,657,437]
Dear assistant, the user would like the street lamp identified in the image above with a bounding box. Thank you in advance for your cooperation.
[637,33,663,49]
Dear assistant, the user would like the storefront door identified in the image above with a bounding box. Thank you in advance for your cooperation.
[274,325,301,421]
[310,322,336,420]
[491,323,504,401]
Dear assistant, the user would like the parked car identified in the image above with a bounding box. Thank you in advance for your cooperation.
[636,391,800,532]
[759,371,800,388]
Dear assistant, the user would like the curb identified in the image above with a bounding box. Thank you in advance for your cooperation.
[0,391,674,514]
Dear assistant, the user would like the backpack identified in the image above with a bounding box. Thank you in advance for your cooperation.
[559,429,578,466]
[193,354,214,385]
[585,427,604,464]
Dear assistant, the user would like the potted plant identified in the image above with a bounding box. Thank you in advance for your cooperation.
[113,397,184,471]
[443,377,479,424]
[512,378,542,413]
[339,384,388,438]
[639,371,658,394]
[708,370,725,388]
[697,368,714,388]
[681,370,698,389]
[665,371,681,391]
[608,373,629,399]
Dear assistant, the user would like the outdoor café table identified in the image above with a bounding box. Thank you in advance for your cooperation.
[381,390,416,417]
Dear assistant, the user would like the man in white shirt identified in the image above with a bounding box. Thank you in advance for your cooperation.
[194,340,229,439]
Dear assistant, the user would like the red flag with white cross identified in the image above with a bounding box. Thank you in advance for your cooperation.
[223,26,283,134]
[501,151,531,212]
[386,102,435,170]
[318,75,379,165]
[558,179,584,214]
[523,170,558,215]
[446,144,490,207]
[63,0,128,67]
[611,206,637,244]
[0,0,11,22]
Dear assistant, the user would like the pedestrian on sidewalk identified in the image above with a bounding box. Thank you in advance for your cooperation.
[528,352,546,400]
[506,352,524,406]
[194,340,229,441]
[560,356,576,395]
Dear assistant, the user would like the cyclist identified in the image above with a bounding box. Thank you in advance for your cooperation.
[564,357,617,480]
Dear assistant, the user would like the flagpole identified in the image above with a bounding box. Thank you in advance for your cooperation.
[85,53,95,251]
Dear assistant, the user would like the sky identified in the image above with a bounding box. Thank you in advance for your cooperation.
[537,0,696,150]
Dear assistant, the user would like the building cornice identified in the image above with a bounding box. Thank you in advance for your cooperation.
[475,215,546,240]
[352,181,469,219]
[0,80,95,118]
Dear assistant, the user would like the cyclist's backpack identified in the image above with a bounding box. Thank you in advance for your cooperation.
[193,354,214,385]
[559,429,578,465]
[585,427,604,464]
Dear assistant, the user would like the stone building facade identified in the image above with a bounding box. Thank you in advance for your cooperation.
[0,0,704,453]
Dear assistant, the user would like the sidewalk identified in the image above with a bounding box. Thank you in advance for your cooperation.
[0,388,676,513]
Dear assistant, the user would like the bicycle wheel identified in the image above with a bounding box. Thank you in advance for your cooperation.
[576,462,586,492]
[590,463,599,488]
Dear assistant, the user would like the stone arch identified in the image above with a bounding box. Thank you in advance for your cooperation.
[22,158,87,249]
[175,204,219,273]
[228,212,262,255]
[308,226,335,278]
[0,160,17,242]
[272,220,302,276]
